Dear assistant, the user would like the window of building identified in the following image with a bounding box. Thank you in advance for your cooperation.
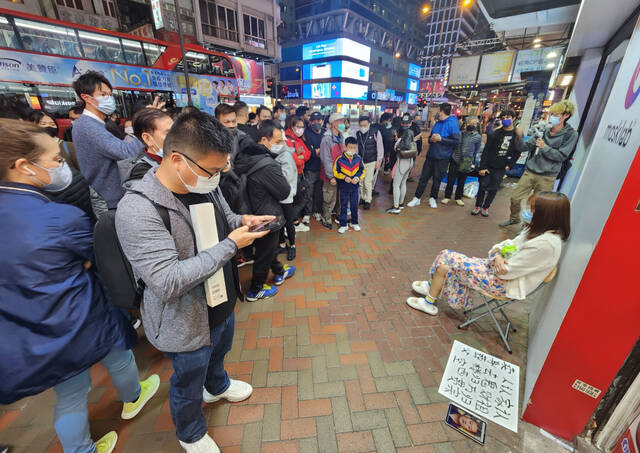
[102,0,116,17]
[198,0,238,42]
[13,18,82,57]
[56,0,83,9]
[243,13,265,49]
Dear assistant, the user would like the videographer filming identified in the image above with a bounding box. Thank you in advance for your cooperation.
[500,100,578,227]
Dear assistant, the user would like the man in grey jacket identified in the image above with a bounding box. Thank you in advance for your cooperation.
[500,100,578,226]
[116,111,271,453]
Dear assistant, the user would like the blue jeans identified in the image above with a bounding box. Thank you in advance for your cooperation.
[53,348,141,453]
[165,313,235,443]
[339,188,359,227]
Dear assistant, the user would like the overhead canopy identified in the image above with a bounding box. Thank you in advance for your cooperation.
[481,0,581,19]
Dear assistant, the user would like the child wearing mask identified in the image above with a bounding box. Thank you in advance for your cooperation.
[333,137,365,233]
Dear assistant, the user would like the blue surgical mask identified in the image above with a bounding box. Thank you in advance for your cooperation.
[93,95,116,115]
[337,123,346,132]
[549,116,561,127]
[521,207,533,224]
[279,113,287,121]
[29,160,73,192]
[270,143,284,153]
[501,119,512,127]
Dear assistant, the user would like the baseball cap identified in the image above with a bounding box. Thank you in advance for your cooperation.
[310,111,323,121]
[329,113,344,123]
[401,114,411,124]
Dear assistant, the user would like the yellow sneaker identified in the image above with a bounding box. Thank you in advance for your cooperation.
[96,431,118,453]
[121,374,160,420]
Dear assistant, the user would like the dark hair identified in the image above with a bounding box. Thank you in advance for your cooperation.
[248,112,256,121]
[233,101,248,114]
[296,105,309,117]
[256,119,283,141]
[439,103,452,116]
[164,110,232,158]
[69,102,84,115]
[0,119,51,180]
[345,137,357,146]
[133,108,171,141]
[500,110,516,119]
[527,192,571,241]
[215,103,235,118]
[273,103,286,114]
[0,94,33,120]
[28,110,48,124]
[286,115,303,131]
[358,115,370,124]
[181,105,200,115]
[72,70,112,99]
[256,105,272,117]
[380,112,393,123]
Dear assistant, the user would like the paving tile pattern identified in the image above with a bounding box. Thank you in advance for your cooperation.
[1,145,556,452]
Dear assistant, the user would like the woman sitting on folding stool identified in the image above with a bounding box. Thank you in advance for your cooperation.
[407,191,570,315]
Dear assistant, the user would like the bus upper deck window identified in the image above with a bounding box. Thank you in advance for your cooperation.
[0,16,17,49]
[143,43,164,66]
[13,18,81,58]
[78,30,125,63]
[122,39,145,66]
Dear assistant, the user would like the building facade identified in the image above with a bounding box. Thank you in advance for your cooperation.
[0,0,119,30]
[194,0,280,61]
[278,0,425,107]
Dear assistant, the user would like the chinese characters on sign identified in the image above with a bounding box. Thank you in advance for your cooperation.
[439,341,520,432]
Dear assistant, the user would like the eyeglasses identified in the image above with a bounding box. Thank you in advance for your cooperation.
[176,152,229,178]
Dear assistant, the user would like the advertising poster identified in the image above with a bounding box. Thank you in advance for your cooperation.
[408,63,421,78]
[0,49,237,114]
[449,55,481,85]
[229,56,265,95]
[302,38,371,63]
[511,47,564,82]
[477,51,515,84]
[406,78,419,91]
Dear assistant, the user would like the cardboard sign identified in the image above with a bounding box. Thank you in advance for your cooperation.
[439,340,520,432]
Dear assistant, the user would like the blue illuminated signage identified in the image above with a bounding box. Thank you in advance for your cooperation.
[408,63,421,78]
[302,82,368,100]
[407,78,419,91]
[405,93,418,104]
[302,38,371,63]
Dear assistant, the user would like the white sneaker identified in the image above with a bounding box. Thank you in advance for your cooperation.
[352,224,361,232]
[406,297,438,316]
[338,226,347,234]
[455,199,465,207]
[302,215,310,224]
[441,198,450,205]
[313,213,322,221]
[411,280,431,297]
[407,197,421,208]
[203,379,253,403]
[294,223,310,232]
[179,433,220,453]
[429,198,438,209]
[334,218,341,225]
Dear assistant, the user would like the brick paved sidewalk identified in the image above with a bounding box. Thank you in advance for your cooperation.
[0,158,569,453]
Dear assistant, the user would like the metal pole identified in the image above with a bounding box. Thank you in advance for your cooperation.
[175,1,193,106]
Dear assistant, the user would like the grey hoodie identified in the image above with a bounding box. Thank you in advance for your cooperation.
[115,170,241,353]
[524,124,578,176]
[275,144,298,204]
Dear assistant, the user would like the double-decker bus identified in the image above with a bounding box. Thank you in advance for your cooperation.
[0,7,252,118]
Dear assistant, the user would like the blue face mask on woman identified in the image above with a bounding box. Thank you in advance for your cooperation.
[521,207,533,224]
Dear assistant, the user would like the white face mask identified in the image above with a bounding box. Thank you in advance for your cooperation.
[270,143,284,153]
[294,127,305,137]
[177,155,220,194]
[92,95,116,115]
[346,149,357,156]
[28,160,73,192]
[360,126,369,134]
[149,137,164,157]
[125,126,134,135]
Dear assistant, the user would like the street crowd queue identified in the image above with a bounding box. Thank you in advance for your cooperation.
[0,70,575,453]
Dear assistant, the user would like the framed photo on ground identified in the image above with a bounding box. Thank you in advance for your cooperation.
[445,403,487,445]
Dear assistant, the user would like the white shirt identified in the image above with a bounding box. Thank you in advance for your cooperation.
[82,109,105,124]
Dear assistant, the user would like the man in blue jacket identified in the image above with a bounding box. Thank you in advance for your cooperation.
[407,103,460,209]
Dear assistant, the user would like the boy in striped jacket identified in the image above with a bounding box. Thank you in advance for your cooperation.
[333,137,365,234]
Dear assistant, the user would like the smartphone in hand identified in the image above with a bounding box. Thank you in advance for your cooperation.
[249,216,284,233]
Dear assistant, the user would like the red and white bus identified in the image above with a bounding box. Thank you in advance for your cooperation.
[0,7,247,117]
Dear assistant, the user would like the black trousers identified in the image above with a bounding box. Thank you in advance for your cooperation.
[304,170,323,214]
[279,203,297,246]
[414,157,449,199]
[385,149,397,172]
[476,168,507,209]
[444,160,468,200]
[251,230,284,292]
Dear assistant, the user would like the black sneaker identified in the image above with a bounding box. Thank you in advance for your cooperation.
[287,246,296,261]
[322,222,333,230]
[359,199,365,206]
[407,176,415,182]
[372,190,380,196]
[277,245,288,255]
[363,202,371,210]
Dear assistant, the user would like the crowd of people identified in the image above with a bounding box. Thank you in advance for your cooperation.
[0,71,577,453]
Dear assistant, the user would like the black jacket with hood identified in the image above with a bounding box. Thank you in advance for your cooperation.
[233,141,290,217]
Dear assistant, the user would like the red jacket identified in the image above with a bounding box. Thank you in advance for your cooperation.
[285,130,311,175]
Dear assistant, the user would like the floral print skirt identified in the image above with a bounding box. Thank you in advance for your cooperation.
[429,249,507,310]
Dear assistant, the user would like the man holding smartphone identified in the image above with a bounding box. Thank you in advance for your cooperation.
[116,111,272,452]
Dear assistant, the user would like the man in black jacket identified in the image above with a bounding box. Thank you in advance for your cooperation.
[234,120,295,301]
[379,112,396,174]
[303,111,325,221]
[472,110,523,217]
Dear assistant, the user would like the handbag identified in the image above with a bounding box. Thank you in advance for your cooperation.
[397,141,418,159]
[458,155,473,173]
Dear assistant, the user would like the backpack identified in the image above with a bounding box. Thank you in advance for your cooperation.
[235,157,274,214]
[118,153,156,183]
[93,203,170,309]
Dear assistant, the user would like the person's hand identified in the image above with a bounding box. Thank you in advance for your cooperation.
[228,225,268,249]
[242,215,275,228]
[83,260,92,270]
[330,178,337,186]
[479,169,489,176]
[353,177,360,184]
[315,147,321,156]
[505,166,510,171]
[147,95,167,111]
[536,138,546,149]
[515,124,524,138]
[385,155,390,164]
[345,177,352,183]
[493,255,509,275]
[375,161,381,170]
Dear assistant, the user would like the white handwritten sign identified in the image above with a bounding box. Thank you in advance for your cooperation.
[439,340,520,433]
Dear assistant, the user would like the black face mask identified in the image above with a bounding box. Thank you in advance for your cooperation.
[311,123,322,132]
[466,125,475,132]
[44,126,59,138]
